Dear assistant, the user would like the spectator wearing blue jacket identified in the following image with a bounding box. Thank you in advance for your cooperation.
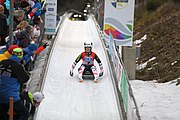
[22,41,38,71]
[22,41,49,71]
[0,48,30,120]
[31,0,46,17]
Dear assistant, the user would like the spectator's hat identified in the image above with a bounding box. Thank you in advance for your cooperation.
[33,27,40,38]
[33,92,45,103]
[8,45,19,54]
[20,1,30,8]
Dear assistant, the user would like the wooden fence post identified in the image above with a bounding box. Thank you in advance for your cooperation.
[9,97,14,120]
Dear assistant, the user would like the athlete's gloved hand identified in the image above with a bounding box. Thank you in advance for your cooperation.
[70,69,73,76]
[70,62,76,76]
[99,63,104,77]
[99,72,103,77]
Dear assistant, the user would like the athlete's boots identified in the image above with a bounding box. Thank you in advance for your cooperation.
[78,66,85,82]
[91,66,98,83]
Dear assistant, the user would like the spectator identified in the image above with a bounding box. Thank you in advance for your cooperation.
[0,4,8,45]
[32,26,40,42]
[16,20,29,31]
[13,10,25,30]
[5,20,29,41]
[22,41,38,71]
[31,0,46,17]
[31,16,41,26]
[0,47,30,120]
[16,25,34,48]
[22,41,49,71]
[19,0,31,20]
[19,90,44,117]
[3,0,10,25]
[4,21,29,48]
[23,41,49,63]
[18,0,38,24]
[0,45,19,61]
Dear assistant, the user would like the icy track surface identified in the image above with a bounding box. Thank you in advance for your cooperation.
[35,17,121,120]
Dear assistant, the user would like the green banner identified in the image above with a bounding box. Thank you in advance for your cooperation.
[120,68,128,112]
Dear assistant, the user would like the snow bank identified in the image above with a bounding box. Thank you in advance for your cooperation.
[130,80,180,120]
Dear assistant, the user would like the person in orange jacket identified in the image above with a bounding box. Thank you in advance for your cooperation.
[34,42,49,55]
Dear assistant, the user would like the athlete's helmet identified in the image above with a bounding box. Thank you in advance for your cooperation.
[84,41,93,48]
[33,92,44,102]
[12,48,23,59]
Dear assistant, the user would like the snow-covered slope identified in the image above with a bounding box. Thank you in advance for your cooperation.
[34,16,121,120]
[130,80,180,120]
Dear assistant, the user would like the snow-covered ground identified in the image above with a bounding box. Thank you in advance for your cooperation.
[130,80,180,120]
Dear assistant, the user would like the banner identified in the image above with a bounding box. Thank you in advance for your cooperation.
[45,0,57,35]
[120,68,128,112]
[103,0,135,46]
[109,32,138,119]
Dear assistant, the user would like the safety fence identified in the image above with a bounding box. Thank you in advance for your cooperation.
[109,33,140,120]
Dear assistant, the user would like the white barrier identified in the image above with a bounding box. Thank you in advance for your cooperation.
[109,38,139,120]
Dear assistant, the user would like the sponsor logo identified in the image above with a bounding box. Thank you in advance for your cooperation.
[111,0,128,9]
[47,23,54,27]
[46,13,55,16]
[48,8,54,11]
[46,3,56,6]
[47,18,55,22]
[46,28,56,32]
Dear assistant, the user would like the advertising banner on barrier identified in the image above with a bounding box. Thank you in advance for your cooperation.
[109,32,137,119]
[120,68,128,111]
[103,0,135,46]
[45,0,57,35]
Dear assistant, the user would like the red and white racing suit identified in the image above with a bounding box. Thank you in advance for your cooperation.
[70,51,103,80]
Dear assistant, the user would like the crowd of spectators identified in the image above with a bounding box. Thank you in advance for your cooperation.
[0,0,48,120]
